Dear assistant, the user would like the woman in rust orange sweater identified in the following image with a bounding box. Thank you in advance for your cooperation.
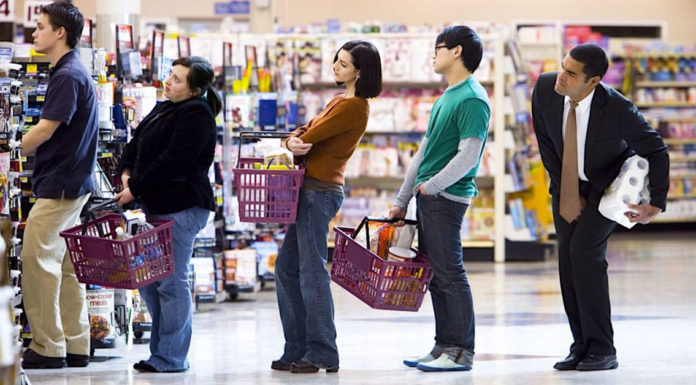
[272,40,382,374]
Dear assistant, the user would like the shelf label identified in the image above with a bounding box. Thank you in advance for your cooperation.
[214,1,250,15]
[0,0,15,23]
[24,0,52,28]
[26,64,38,75]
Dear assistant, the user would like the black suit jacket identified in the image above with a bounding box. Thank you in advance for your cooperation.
[532,72,669,210]
[119,98,217,214]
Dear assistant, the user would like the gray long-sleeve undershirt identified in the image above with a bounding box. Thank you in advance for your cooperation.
[394,136,484,209]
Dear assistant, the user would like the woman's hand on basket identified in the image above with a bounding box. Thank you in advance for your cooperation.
[387,206,407,227]
[286,137,312,156]
[114,188,135,205]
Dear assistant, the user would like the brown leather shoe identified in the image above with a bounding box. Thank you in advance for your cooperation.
[290,360,339,373]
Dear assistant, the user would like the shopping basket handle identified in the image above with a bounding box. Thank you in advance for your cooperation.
[236,130,294,168]
[80,198,118,236]
[352,216,419,246]
[88,198,119,212]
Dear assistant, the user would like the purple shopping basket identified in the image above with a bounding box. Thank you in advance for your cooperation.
[330,217,433,311]
[233,157,304,223]
[60,213,175,289]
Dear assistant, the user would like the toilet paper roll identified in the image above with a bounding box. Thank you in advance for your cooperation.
[599,155,650,229]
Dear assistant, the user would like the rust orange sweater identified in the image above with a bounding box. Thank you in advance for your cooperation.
[288,95,369,185]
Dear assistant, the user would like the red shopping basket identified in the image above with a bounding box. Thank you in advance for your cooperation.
[232,131,304,223]
[60,212,175,290]
[330,217,433,312]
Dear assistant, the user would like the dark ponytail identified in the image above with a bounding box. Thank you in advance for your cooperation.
[172,56,222,116]
[204,85,223,116]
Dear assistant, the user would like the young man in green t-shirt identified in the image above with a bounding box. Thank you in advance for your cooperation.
[388,25,490,372]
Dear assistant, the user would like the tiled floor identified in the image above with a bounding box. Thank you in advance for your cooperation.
[23,232,696,385]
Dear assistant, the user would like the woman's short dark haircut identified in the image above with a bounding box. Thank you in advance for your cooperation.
[40,1,84,49]
[172,56,222,115]
[333,40,382,98]
[436,25,483,73]
[569,43,609,80]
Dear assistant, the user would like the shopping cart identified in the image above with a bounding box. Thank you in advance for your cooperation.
[59,200,176,289]
[330,217,433,312]
[232,131,305,223]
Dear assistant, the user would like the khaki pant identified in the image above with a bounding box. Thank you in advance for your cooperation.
[21,193,90,358]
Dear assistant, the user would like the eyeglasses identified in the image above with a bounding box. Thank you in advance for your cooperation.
[434,44,449,54]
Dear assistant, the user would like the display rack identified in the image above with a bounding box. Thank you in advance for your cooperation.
[513,21,696,230]
[209,31,522,261]
[625,49,696,223]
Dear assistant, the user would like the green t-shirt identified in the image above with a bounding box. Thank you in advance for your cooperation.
[415,76,491,197]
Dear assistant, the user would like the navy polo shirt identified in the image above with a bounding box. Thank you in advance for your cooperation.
[32,50,98,198]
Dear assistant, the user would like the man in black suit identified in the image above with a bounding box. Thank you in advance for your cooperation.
[531,43,669,371]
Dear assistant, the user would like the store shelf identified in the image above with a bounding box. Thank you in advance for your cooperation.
[363,130,424,135]
[344,176,404,189]
[670,155,696,162]
[517,41,560,47]
[668,193,696,199]
[302,81,447,89]
[660,116,696,123]
[636,102,696,108]
[651,216,696,223]
[636,81,696,88]
[664,138,696,145]
[670,172,696,178]
[461,240,495,248]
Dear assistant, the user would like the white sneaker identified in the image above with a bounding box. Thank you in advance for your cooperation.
[416,354,472,372]
[403,353,436,368]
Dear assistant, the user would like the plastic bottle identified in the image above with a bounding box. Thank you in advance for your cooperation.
[115,226,132,240]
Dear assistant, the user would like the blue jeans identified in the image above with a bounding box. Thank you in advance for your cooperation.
[416,193,474,366]
[275,188,344,369]
[138,206,210,371]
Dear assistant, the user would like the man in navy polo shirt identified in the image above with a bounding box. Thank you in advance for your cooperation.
[20,1,98,370]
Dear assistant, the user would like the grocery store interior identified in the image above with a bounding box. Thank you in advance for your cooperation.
[1,0,696,384]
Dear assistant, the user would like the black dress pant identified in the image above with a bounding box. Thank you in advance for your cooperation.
[551,181,618,357]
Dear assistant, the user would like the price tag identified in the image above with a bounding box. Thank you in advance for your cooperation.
[0,0,15,23]
[24,1,52,28]
[26,64,37,75]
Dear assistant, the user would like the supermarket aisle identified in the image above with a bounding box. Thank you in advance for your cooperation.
[24,232,696,385]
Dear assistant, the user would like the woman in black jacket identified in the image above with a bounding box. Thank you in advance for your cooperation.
[115,56,221,373]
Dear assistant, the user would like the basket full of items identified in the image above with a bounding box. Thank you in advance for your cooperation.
[60,201,175,290]
[232,131,305,223]
[330,217,433,311]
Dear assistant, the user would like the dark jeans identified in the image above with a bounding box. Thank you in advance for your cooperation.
[417,193,474,366]
[275,188,344,369]
[552,181,618,357]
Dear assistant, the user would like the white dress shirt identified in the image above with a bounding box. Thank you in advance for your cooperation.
[562,89,595,181]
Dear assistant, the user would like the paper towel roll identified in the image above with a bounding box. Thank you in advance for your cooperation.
[599,155,650,229]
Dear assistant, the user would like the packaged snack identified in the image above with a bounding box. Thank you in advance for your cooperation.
[263,147,294,169]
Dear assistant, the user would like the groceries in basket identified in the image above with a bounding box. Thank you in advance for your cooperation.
[353,221,417,262]
[330,217,433,311]
[261,147,295,170]
[60,209,175,290]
